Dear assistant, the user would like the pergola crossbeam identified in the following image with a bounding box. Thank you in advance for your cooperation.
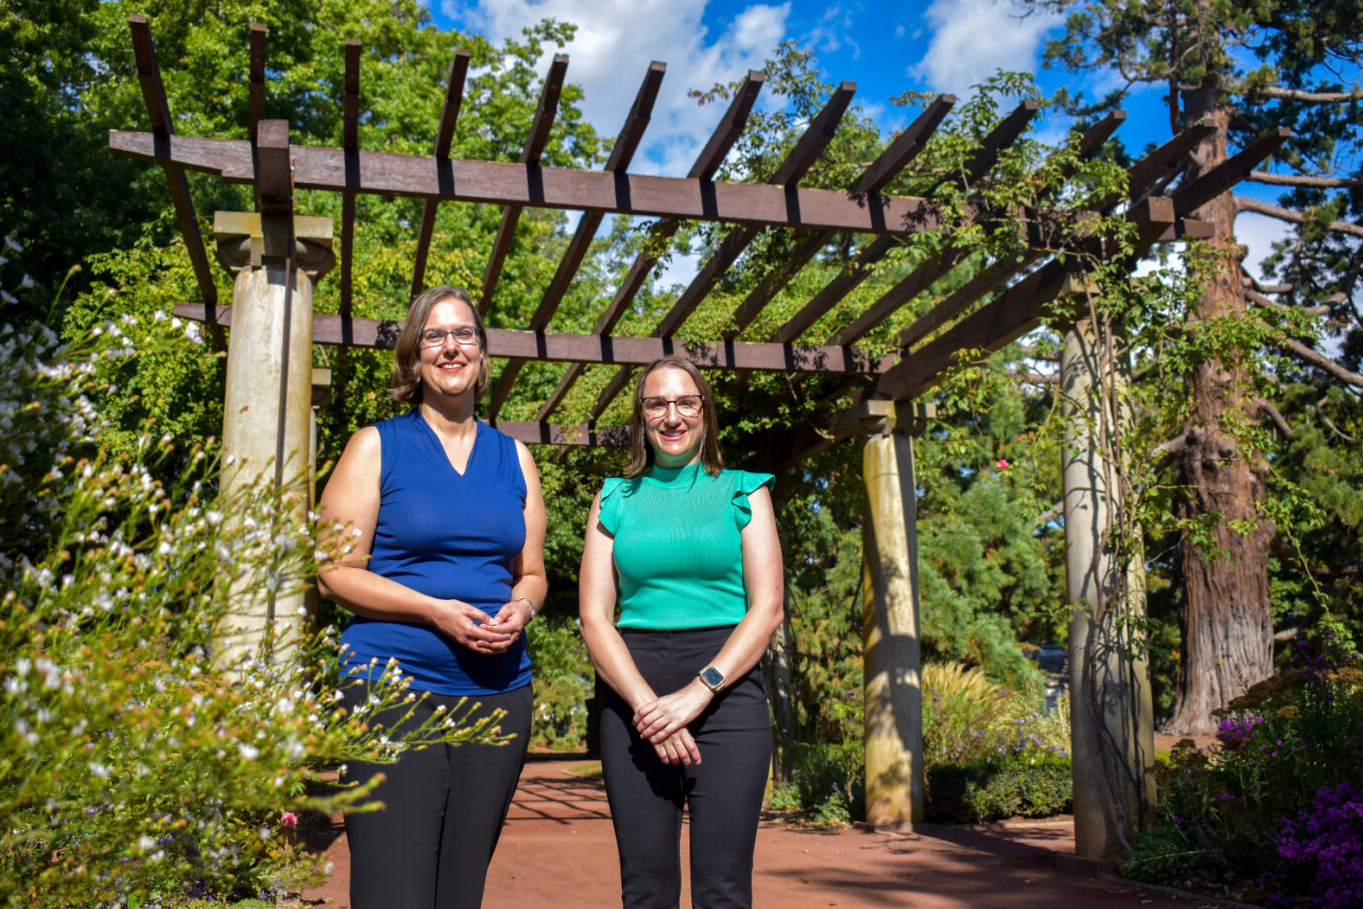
[480,54,570,314]
[961,98,1040,185]
[108,131,962,235]
[1171,127,1292,217]
[173,304,888,375]
[874,196,1178,402]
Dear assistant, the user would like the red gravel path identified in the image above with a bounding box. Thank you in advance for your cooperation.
[296,751,1231,909]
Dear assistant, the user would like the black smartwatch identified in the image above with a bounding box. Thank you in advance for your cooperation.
[698,665,725,692]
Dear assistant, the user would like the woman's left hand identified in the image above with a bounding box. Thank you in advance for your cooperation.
[482,598,533,640]
[633,681,713,744]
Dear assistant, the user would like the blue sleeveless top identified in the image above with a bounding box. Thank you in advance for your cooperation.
[340,411,532,695]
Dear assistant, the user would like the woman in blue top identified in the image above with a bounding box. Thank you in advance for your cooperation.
[580,356,785,908]
[318,285,546,909]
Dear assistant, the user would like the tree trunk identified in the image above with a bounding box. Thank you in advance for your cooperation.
[1163,86,1275,735]
[762,584,797,784]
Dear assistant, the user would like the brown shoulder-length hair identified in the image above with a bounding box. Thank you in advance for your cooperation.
[388,285,490,404]
[622,356,724,478]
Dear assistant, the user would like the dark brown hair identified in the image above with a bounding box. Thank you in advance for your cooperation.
[622,356,723,478]
[388,285,489,404]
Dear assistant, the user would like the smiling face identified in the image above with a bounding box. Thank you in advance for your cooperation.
[640,365,705,468]
[417,296,483,400]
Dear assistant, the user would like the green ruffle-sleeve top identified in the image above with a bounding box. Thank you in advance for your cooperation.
[597,461,775,630]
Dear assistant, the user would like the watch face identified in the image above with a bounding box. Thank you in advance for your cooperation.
[700,666,724,689]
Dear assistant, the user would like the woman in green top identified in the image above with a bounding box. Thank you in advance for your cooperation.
[580,356,785,908]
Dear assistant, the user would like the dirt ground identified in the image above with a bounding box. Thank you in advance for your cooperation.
[298,740,1235,909]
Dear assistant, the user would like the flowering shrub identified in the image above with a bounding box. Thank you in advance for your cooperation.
[1259,777,1363,909]
[0,241,507,907]
[1121,623,1363,900]
[921,661,1072,822]
[922,661,1071,767]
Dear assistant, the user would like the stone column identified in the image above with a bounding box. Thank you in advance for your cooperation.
[860,399,933,829]
[1060,312,1156,865]
[213,211,334,670]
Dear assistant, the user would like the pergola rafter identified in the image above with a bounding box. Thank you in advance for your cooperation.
[410,50,472,303]
[584,79,860,424]
[533,71,765,422]
[111,18,1284,461]
[484,62,666,421]
[480,54,570,315]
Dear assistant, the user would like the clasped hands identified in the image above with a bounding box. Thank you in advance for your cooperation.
[632,681,714,767]
[432,598,532,654]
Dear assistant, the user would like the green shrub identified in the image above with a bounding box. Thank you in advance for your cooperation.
[0,251,505,907]
[920,661,1072,822]
[526,613,593,750]
[926,757,1072,822]
[764,741,864,825]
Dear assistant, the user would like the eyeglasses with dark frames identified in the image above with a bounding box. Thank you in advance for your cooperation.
[419,326,479,348]
[642,395,704,419]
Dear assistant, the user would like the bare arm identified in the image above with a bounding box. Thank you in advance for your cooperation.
[316,427,518,654]
[484,441,549,635]
[633,484,784,743]
[579,492,701,765]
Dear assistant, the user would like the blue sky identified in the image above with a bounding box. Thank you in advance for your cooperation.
[429,0,1291,279]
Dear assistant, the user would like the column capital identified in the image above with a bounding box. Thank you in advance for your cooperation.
[854,399,935,438]
[213,211,335,280]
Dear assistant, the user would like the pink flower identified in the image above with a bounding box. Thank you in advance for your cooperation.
[281,811,298,828]
[996,459,1010,470]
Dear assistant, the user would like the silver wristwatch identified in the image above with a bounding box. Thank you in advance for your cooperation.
[698,665,725,692]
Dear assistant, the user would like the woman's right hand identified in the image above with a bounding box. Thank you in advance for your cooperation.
[429,599,520,654]
[652,727,702,766]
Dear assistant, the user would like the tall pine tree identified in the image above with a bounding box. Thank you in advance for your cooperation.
[1031,0,1363,732]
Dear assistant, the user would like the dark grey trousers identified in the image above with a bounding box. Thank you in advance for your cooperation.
[342,682,532,909]
[600,627,772,909]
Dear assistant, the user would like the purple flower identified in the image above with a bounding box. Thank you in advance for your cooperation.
[1259,776,1363,909]
[1217,715,1265,750]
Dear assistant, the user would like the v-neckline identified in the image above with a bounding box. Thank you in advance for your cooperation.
[416,410,480,478]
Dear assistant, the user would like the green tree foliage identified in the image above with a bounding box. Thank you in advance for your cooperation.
[1029,0,1363,732]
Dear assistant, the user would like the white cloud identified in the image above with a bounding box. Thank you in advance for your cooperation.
[912,0,1060,93]
[442,0,791,178]
[804,3,861,59]
[1233,210,1292,283]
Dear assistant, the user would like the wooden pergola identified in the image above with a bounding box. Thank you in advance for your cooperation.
[110,14,1284,864]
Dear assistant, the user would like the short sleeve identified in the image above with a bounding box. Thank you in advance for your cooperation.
[731,471,775,530]
[597,477,627,535]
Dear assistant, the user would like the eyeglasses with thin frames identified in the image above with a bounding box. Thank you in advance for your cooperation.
[642,395,704,420]
[419,327,479,348]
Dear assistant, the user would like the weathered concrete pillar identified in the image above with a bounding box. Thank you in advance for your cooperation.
[860,400,933,829]
[1060,312,1156,865]
[213,211,333,669]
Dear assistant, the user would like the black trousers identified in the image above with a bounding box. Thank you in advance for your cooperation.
[342,682,532,909]
[599,627,772,909]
